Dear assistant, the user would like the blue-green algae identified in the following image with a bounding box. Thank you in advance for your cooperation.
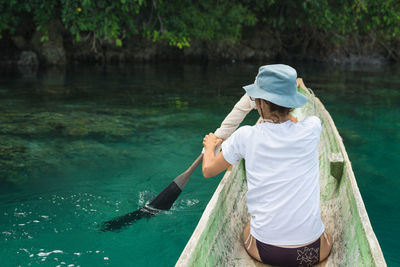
[0,63,398,266]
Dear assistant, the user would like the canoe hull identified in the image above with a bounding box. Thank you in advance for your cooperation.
[176,79,386,266]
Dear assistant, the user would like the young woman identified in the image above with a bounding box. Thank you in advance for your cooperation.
[202,65,332,266]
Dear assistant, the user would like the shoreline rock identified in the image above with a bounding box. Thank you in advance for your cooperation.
[0,25,392,67]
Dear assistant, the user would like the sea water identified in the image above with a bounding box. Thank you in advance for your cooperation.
[0,63,398,266]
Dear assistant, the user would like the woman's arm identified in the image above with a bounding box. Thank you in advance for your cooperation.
[214,93,256,140]
[201,93,254,177]
[202,133,231,178]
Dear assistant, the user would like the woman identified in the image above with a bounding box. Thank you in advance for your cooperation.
[202,65,333,266]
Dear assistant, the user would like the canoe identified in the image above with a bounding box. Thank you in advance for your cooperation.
[176,79,386,266]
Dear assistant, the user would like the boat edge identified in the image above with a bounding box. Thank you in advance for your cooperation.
[176,78,386,266]
[298,79,386,266]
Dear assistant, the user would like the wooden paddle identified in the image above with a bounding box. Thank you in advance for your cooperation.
[101,153,203,231]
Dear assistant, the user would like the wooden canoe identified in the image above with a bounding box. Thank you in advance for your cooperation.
[176,79,386,266]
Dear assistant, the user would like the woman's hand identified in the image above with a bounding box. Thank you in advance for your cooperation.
[203,133,223,150]
[202,133,230,178]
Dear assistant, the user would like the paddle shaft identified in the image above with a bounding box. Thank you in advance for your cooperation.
[173,153,203,189]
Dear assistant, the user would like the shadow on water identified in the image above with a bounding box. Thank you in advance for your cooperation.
[101,206,159,232]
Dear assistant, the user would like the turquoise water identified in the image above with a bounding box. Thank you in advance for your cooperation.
[0,63,398,266]
[302,65,400,266]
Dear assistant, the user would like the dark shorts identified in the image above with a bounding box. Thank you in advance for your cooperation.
[256,237,320,267]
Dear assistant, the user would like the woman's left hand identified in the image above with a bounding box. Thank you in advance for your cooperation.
[203,133,223,150]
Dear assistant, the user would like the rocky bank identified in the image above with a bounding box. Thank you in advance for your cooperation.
[0,21,390,68]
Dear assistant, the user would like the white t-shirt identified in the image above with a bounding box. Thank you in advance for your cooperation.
[221,116,324,246]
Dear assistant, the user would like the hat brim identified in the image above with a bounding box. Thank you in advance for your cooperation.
[243,84,308,108]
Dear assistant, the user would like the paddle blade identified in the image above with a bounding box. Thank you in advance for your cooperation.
[101,154,201,232]
[101,180,182,231]
[148,180,182,210]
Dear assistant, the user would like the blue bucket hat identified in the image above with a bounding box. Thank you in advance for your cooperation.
[243,64,308,108]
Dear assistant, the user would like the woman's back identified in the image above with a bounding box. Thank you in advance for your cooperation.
[221,116,324,246]
[202,64,332,265]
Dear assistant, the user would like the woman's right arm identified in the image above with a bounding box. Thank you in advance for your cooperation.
[202,133,230,178]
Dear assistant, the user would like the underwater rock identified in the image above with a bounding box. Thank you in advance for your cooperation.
[0,107,143,186]
[339,128,369,146]
[0,138,29,185]
[0,110,137,141]
[0,101,198,187]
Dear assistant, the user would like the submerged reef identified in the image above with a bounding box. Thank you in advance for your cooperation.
[0,101,192,187]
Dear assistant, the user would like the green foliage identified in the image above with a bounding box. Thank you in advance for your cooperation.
[0,0,398,58]
[249,0,400,44]
[0,0,255,49]
[59,0,143,43]
[140,0,256,48]
[0,0,25,35]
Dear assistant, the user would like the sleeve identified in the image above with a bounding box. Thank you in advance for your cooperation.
[303,116,322,137]
[214,93,256,140]
[221,126,249,165]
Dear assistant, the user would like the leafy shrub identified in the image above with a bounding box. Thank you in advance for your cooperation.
[0,0,398,59]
